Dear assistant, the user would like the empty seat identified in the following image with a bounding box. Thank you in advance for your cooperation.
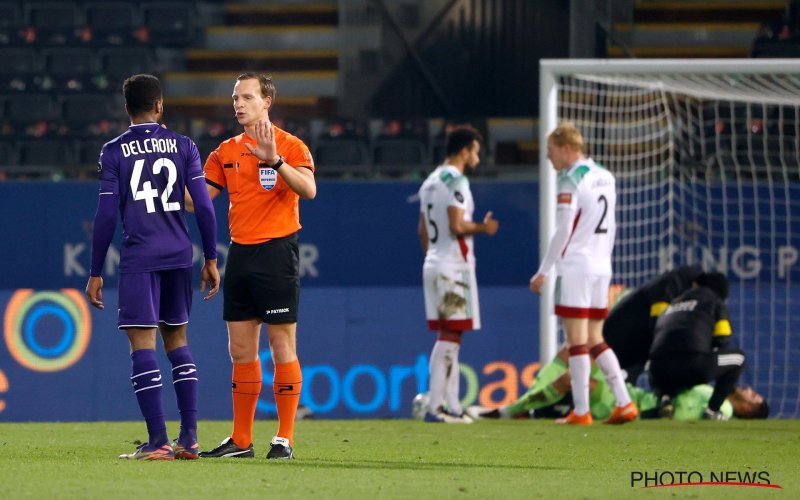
[43,48,97,77]
[24,2,80,44]
[61,94,113,125]
[0,47,38,75]
[17,139,75,166]
[0,48,39,92]
[0,2,21,45]
[140,2,194,45]
[84,2,136,38]
[0,140,18,166]
[99,47,151,80]
[0,2,19,28]
[77,138,108,165]
[430,138,446,165]
[4,94,57,123]
[372,138,428,177]
[313,138,371,177]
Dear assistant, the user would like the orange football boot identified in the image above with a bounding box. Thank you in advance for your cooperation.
[604,401,639,424]
[555,410,593,425]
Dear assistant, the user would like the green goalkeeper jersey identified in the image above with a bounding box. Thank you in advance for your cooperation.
[589,365,658,420]
[672,384,733,420]
[510,358,729,420]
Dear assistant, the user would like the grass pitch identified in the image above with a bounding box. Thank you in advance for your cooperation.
[0,419,797,499]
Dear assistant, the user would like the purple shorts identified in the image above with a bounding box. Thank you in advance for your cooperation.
[117,267,193,329]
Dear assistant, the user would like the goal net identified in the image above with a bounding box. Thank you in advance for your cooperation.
[539,60,800,418]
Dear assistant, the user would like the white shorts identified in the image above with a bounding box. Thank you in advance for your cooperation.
[423,262,481,331]
[554,273,611,319]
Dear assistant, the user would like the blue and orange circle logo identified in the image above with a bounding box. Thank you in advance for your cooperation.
[3,289,91,372]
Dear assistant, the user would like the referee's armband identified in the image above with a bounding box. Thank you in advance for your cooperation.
[713,319,732,337]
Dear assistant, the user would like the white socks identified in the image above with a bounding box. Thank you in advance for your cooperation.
[428,340,460,413]
[568,352,591,416]
[594,348,632,406]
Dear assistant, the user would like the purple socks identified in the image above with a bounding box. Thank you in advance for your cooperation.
[167,345,198,444]
[130,349,167,447]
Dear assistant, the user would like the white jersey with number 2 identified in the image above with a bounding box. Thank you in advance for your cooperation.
[539,158,616,278]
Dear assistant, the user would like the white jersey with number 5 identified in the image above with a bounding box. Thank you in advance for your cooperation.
[556,159,616,276]
[419,165,475,265]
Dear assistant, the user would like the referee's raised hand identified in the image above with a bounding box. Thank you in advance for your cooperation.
[245,119,279,165]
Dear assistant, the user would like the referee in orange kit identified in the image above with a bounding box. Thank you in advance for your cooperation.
[189,72,316,459]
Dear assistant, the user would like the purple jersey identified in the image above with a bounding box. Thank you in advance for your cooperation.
[90,123,216,275]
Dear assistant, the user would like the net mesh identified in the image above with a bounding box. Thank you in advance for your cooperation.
[555,71,800,418]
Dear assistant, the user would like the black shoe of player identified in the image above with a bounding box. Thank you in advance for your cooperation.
[199,437,254,458]
[479,409,501,419]
[266,436,294,459]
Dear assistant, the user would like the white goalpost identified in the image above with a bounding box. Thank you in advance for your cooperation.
[539,59,800,418]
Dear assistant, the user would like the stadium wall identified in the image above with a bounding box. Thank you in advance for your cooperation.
[0,181,541,420]
[0,181,797,419]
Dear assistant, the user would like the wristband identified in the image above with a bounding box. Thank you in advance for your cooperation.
[269,155,284,170]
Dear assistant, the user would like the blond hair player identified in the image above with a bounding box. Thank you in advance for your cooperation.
[530,122,637,425]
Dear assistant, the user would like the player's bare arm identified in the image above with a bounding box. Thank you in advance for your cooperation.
[280,166,316,200]
[447,206,499,236]
[418,212,429,252]
[205,183,222,201]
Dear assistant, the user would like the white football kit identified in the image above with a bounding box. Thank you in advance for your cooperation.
[537,158,616,318]
[419,165,481,331]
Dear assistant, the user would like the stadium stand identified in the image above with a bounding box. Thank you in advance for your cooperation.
[5,93,57,124]
[752,0,800,56]
[140,2,196,46]
[61,94,116,127]
[24,1,81,46]
[0,47,38,94]
[17,138,75,167]
[313,138,372,178]
[607,1,786,58]
[0,1,21,46]
[43,47,98,78]
[165,0,338,122]
[83,2,137,46]
[3,0,797,180]
[76,137,109,166]
[372,138,429,178]
[0,0,200,177]
[99,47,152,81]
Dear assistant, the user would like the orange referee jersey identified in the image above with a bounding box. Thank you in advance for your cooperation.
[204,126,315,244]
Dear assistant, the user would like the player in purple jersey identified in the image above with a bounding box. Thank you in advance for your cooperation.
[85,74,220,461]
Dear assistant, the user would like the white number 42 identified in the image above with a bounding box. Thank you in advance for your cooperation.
[130,158,180,213]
